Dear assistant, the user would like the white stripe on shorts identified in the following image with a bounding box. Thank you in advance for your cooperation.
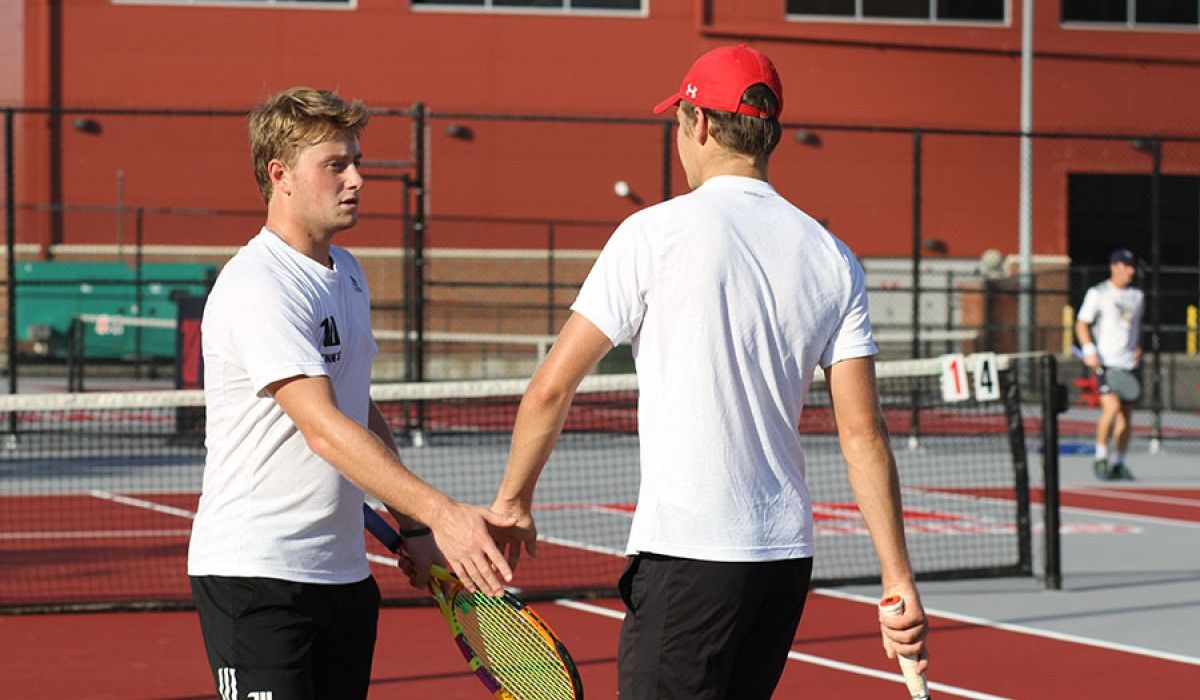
[218,667,237,700]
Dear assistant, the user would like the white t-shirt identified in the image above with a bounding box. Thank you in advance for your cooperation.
[571,176,877,562]
[1077,281,1144,370]
[188,228,378,583]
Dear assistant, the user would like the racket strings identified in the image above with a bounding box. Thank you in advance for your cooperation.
[455,593,578,700]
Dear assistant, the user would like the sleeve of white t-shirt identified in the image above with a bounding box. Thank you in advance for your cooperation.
[226,271,328,395]
[820,250,878,368]
[1076,287,1099,325]
[570,218,653,346]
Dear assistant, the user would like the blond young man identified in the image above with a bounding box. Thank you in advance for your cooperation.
[188,87,514,699]
[490,46,929,699]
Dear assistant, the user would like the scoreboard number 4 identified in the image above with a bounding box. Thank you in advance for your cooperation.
[971,352,1001,402]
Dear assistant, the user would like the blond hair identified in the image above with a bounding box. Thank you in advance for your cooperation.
[249,87,370,203]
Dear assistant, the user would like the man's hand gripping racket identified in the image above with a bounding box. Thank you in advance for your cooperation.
[363,503,584,700]
[879,594,930,699]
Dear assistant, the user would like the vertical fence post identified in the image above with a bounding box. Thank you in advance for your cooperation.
[945,269,954,354]
[134,207,145,375]
[401,172,414,382]
[547,222,556,335]
[412,103,427,385]
[1039,353,1063,590]
[908,129,923,448]
[5,109,17,422]
[1148,138,1163,454]
[410,104,428,445]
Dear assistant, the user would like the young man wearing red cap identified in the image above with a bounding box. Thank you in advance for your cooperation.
[1076,248,1144,480]
[491,45,928,698]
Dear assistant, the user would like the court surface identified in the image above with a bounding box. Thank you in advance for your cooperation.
[2,428,1197,698]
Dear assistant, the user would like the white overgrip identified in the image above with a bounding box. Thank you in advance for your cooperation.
[878,595,930,700]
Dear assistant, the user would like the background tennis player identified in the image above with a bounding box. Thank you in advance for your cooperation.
[490,45,929,699]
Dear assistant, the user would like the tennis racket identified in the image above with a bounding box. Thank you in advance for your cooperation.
[878,594,930,700]
[363,503,584,700]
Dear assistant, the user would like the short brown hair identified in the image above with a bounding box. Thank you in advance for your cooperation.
[249,87,370,203]
[680,83,782,159]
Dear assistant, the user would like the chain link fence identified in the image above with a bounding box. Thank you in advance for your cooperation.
[2,106,1198,441]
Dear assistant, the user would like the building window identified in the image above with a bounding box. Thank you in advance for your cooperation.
[1062,0,1199,26]
[412,0,642,10]
[787,0,1005,22]
[113,0,353,7]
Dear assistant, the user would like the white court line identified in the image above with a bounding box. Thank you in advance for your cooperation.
[89,490,196,520]
[816,588,1200,668]
[1070,487,1200,508]
[0,529,192,540]
[552,599,1010,700]
[1053,502,1200,530]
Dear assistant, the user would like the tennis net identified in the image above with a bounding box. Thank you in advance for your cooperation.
[0,353,1038,612]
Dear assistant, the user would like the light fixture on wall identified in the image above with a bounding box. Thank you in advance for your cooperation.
[613,180,643,205]
[72,117,102,135]
[793,130,821,147]
[921,238,948,255]
[445,124,473,140]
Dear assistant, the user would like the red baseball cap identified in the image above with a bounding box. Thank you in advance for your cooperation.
[652,44,783,119]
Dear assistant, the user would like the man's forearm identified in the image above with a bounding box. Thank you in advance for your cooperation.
[496,380,576,510]
[841,428,915,586]
[365,401,430,531]
[304,406,456,529]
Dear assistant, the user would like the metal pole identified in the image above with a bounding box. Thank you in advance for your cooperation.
[1040,353,1062,590]
[411,103,428,446]
[909,129,922,449]
[134,207,144,374]
[4,110,16,411]
[1018,0,1035,358]
[401,174,414,382]
[945,269,954,354]
[1149,139,1163,453]
[412,103,427,385]
[48,0,64,248]
[911,128,923,362]
[547,222,556,335]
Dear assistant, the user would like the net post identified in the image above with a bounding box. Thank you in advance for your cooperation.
[1001,362,1032,577]
[1039,353,1063,591]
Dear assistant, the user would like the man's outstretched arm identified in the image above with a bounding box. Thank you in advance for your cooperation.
[492,313,613,567]
[825,356,929,672]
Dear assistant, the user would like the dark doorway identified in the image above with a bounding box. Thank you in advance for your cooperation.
[1067,173,1200,352]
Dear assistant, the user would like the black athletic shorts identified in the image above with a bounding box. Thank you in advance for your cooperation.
[617,553,814,700]
[190,574,380,700]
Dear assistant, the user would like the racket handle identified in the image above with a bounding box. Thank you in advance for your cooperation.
[879,595,930,700]
[363,502,403,552]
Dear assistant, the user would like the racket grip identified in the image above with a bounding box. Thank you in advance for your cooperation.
[879,595,930,700]
[363,503,403,552]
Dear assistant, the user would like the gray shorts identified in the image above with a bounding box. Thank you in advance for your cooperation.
[1098,367,1141,404]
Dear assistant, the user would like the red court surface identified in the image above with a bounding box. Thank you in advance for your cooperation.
[3,479,1197,696]
[2,589,1198,699]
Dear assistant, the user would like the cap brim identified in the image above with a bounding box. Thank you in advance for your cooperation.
[652,93,682,114]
